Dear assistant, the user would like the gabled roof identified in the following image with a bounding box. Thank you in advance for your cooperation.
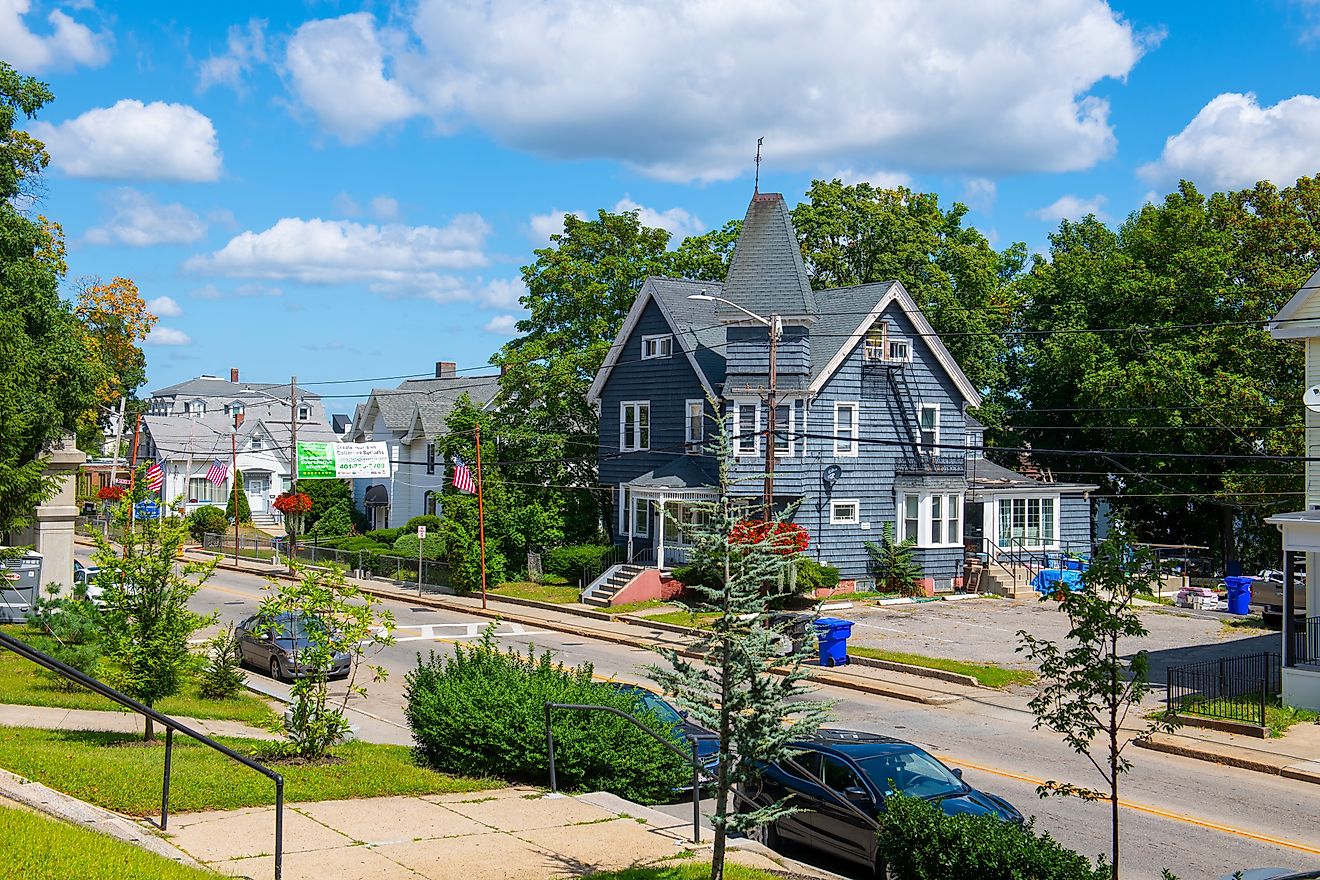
[1268,264,1320,339]
[585,277,723,406]
[806,280,983,407]
[807,281,896,380]
[720,193,816,321]
[355,375,501,442]
[150,377,320,400]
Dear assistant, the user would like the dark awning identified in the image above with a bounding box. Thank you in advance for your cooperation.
[364,484,389,505]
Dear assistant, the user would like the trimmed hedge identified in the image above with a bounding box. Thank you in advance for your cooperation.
[405,633,686,803]
[796,557,841,592]
[308,501,354,538]
[875,793,1109,880]
[404,515,442,531]
[365,528,403,544]
[187,506,228,543]
[544,544,615,581]
[393,532,446,560]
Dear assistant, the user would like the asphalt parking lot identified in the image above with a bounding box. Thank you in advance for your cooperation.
[838,596,1280,683]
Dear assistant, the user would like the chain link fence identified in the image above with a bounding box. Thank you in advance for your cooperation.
[199,533,452,593]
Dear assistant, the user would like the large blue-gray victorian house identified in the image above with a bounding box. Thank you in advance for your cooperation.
[586,192,1094,601]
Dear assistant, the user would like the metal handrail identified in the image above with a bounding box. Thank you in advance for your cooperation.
[0,631,285,879]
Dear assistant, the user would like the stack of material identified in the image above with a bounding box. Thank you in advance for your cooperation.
[1175,585,1221,611]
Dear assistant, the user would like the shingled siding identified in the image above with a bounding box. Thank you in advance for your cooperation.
[768,306,971,586]
[597,298,716,523]
[1059,494,1092,554]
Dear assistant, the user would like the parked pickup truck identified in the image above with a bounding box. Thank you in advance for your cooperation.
[1251,569,1306,627]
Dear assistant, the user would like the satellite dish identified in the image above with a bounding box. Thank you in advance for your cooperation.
[1305,385,1320,415]
[822,465,842,487]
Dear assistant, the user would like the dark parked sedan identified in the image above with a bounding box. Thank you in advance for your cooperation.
[236,612,351,682]
[740,729,1021,878]
[608,683,720,777]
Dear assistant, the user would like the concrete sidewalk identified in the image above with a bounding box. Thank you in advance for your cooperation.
[0,702,277,740]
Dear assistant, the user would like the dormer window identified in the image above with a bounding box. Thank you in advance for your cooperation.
[641,334,673,360]
[225,401,245,417]
[297,405,311,421]
[185,399,206,417]
[251,434,263,451]
[864,323,912,364]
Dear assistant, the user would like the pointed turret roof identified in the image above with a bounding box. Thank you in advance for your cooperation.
[719,192,817,321]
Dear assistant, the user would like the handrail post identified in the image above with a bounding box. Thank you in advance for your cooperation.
[545,704,558,793]
[690,739,701,844]
[275,777,284,880]
[160,727,173,830]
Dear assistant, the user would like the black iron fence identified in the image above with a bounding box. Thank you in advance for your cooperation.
[1294,616,1320,664]
[1165,652,1280,728]
[198,533,452,592]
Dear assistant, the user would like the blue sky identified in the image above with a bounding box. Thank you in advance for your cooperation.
[6,0,1320,415]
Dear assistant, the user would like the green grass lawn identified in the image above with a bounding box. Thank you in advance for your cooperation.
[490,581,581,604]
[1171,696,1319,737]
[0,803,218,880]
[0,642,279,728]
[846,646,1036,689]
[0,726,497,814]
[644,610,719,629]
[608,599,672,615]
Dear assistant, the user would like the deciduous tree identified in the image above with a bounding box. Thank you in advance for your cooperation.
[75,275,155,410]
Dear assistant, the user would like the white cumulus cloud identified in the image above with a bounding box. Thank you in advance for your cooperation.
[483,314,520,335]
[1139,92,1320,190]
[829,169,914,189]
[285,13,420,143]
[147,295,182,318]
[374,0,1150,182]
[84,189,207,246]
[198,18,267,94]
[31,99,222,182]
[613,197,703,239]
[369,195,400,221]
[528,209,585,242]
[145,326,192,346]
[479,278,526,309]
[0,0,110,72]
[185,215,491,291]
[1031,194,1109,222]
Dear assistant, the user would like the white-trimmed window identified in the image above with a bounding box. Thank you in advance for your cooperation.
[641,334,674,360]
[297,404,311,421]
[864,324,913,363]
[772,402,794,456]
[834,402,858,456]
[886,337,912,362]
[919,404,939,448]
[631,495,650,538]
[997,497,1057,549]
[251,434,263,451]
[735,401,760,456]
[830,499,860,525]
[426,442,436,475]
[899,492,963,548]
[188,477,226,504]
[618,485,630,535]
[620,401,650,451]
[685,400,704,451]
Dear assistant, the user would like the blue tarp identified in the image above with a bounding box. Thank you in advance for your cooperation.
[1033,568,1083,592]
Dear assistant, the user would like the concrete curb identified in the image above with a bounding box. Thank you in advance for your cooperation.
[844,654,981,688]
[0,767,201,866]
[1135,732,1320,786]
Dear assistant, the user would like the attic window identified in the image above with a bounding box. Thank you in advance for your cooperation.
[864,324,911,363]
[297,404,311,421]
[251,434,263,451]
[641,334,674,360]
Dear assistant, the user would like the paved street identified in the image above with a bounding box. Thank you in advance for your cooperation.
[80,548,1320,879]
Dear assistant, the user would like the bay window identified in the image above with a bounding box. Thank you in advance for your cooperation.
[898,492,963,548]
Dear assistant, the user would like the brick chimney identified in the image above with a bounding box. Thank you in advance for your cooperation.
[435,361,457,378]
[234,412,245,428]
[230,367,239,383]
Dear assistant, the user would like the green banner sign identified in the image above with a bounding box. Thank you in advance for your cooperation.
[296,441,389,479]
[296,442,337,479]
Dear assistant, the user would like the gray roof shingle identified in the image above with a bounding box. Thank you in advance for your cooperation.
[649,277,727,388]
[719,193,816,320]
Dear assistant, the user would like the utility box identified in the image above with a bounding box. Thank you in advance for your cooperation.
[0,551,43,623]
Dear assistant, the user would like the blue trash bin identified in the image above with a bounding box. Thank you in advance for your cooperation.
[1224,576,1252,615]
[814,617,853,667]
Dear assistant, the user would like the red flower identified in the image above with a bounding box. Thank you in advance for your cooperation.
[273,492,313,515]
[730,520,809,555]
[97,486,124,501]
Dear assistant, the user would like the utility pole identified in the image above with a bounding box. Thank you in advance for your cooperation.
[126,410,142,537]
[475,422,488,610]
[289,374,298,574]
[106,397,126,535]
[231,427,240,567]
[762,314,782,522]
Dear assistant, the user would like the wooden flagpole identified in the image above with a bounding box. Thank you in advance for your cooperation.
[475,423,487,610]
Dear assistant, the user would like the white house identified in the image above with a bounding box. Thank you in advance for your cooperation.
[1266,264,1320,709]
[349,362,500,528]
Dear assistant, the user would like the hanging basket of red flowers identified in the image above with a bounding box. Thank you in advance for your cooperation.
[273,492,313,516]
[730,520,809,556]
[97,485,124,502]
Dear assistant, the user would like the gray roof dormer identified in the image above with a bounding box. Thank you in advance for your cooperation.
[719,192,817,323]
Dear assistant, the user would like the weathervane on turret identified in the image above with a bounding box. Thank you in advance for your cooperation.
[754,137,764,194]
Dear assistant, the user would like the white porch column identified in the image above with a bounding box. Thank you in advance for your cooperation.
[656,494,667,570]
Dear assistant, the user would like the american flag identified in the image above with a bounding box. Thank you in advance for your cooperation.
[145,462,164,493]
[205,459,228,486]
[452,456,476,495]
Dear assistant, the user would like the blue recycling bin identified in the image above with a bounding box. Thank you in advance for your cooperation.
[815,617,853,667]
[1224,576,1252,615]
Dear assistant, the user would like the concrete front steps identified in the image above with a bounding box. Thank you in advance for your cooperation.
[980,565,1037,598]
[581,563,647,607]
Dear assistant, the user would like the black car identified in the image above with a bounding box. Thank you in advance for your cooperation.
[608,683,720,777]
[740,729,1022,877]
[236,612,352,682]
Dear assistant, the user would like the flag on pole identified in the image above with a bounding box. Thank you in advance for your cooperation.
[205,459,228,485]
[145,462,164,493]
[452,456,476,494]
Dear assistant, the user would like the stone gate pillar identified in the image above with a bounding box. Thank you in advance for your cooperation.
[32,432,87,595]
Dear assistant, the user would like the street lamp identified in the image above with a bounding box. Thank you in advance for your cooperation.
[688,292,783,520]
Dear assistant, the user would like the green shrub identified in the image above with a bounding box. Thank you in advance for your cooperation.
[365,528,403,544]
[544,544,615,581]
[795,557,841,592]
[308,501,354,539]
[405,630,687,803]
[393,532,446,560]
[224,471,252,525]
[187,506,228,543]
[27,584,101,690]
[324,535,392,553]
[197,623,246,700]
[865,522,925,596]
[404,514,442,531]
[443,515,506,593]
[876,793,1109,880]
[671,562,720,589]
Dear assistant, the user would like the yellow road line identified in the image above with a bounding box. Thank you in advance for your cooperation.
[938,753,1320,856]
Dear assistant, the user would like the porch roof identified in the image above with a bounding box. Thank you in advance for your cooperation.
[1267,510,1320,553]
[624,457,718,501]
[966,457,1097,494]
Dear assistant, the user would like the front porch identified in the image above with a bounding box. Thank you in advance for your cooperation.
[1264,511,1320,709]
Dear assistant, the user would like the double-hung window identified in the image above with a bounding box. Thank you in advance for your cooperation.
[834,402,858,456]
[735,401,760,455]
[641,334,673,360]
[919,404,939,449]
[620,402,650,451]
[899,492,963,548]
[426,442,436,475]
[618,485,651,538]
[772,402,793,456]
[685,400,704,452]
